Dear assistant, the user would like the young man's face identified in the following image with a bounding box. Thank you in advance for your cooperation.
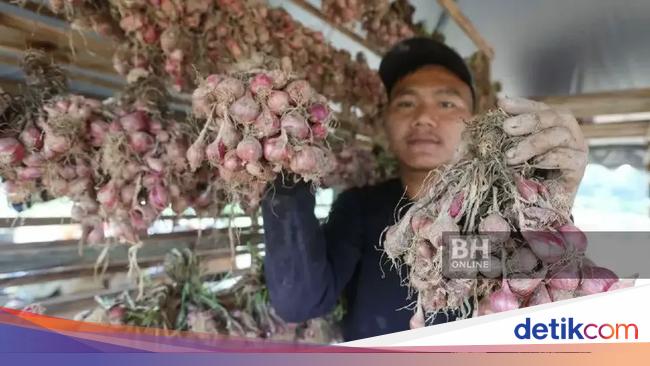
[384,65,474,172]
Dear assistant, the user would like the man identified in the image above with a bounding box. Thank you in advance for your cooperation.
[261,37,588,341]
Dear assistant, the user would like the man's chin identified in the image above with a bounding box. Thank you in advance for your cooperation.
[402,158,447,172]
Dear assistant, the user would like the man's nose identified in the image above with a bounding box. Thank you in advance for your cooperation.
[413,104,438,128]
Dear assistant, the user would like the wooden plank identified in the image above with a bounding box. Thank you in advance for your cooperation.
[0,25,116,76]
[437,0,494,60]
[581,120,650,140]
[289,0,382,57]
[0,215,256,229]
[0,9,114,58]
[17,0,67,22]
[535,88,650,119]
[0,227,262,251]
[0,248,233,287]
[0,51,125,92]
[40,285,141,319]
[0,76,108,101]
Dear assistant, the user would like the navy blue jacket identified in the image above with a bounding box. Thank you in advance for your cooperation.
[261,178,457,341]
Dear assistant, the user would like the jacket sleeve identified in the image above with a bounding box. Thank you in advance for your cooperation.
[261,181,365,323]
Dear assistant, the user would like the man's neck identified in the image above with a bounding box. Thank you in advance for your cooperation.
[399,168,435,200]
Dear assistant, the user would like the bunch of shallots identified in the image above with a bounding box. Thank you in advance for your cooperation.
[189,65,335,210]
[77,247,344,343]
[0,53,224,247]
[321,0,423,53]
[50,0,387,125]
[383,110,634,325]
[81,248,291,339]
[91,74,226,244]
[322,0,368,26]
[48,0,123,39]
[362,0,418,52]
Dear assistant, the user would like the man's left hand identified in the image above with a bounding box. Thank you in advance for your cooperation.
[498,97,589,206]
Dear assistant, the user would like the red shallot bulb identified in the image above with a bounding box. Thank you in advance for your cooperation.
[17,167,42,180]
[263,134,291,163]
[148,183,169,211]
[556,224,588,253]
[121,184,136,205]
[526,284,552,306]
[236,137,263,163]
[206,139,225,164]
[229,93,260,125]
[308,103,329,124]
[128,132,154,153]
[515,175,539,202]
[488,279,520,313]
[22,153,44,167]
[252,107,280,138]
[285,80,312,106]
[522,230,566,264]
[249,73,273,95]
[222,150,243,171]
[120,111,149,132]
[186,140,205,171]
[448,192,464,218]
[310,123,328,140]
[281,113,309,140]
[290,146,321,174]
[87,225,105,245]
[267,90,290,115]
[0,138,26,166]
[20,127,43,150]
[97,181,118,210]
[576,266,618,296]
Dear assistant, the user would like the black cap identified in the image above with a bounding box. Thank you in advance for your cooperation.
[379,37,475,105]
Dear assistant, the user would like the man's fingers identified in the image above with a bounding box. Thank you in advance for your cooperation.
[503,109,571,136]
[533,148,587,192]
[505,127,573,165]
[531,147,586,171]
[498,97,550,115]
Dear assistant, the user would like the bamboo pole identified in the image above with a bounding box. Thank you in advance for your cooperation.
[437,0,494,60]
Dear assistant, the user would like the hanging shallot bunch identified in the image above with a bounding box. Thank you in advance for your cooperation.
[382,110,634,324]
[189,60,335,211]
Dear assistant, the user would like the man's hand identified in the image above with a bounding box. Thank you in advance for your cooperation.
[498,97,589,205]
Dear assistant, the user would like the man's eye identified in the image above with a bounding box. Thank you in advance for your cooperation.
[440,100,458,109]
[396,100,415,108]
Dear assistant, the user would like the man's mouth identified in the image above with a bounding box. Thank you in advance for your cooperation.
[406,135,442,146]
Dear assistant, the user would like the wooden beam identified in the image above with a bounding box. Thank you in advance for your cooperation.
[0,248,232,287]
[0,215,256,228]
[0,52,125,92]
[535,88,650,119]
[15,0,67,22]
[0,19,116,75]
[437,0,494,60]
[0,8,114,57]
[0,76,108,100]
[289,0,383,57]
[0,228,261,253]
[581,120,650,140]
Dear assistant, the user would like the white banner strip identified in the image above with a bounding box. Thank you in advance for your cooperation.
[344,283,650,347]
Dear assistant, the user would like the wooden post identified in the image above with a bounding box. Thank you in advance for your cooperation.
[437,0,494,60]
[289,0,383,57]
